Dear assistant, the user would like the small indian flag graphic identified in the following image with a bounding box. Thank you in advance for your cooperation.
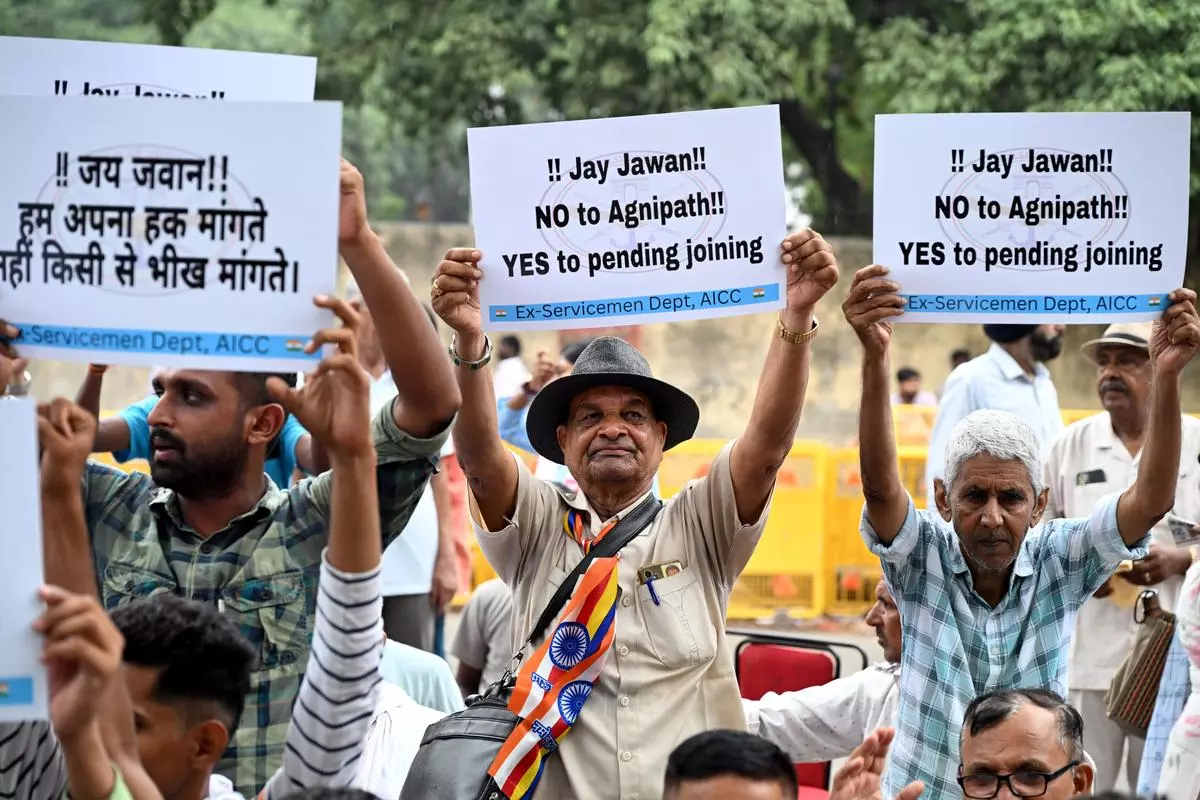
[752,288,767,299]
[285,340,305,352]
[494,309,508,318]
[1148,297,1162,307]
[0,684,9,698]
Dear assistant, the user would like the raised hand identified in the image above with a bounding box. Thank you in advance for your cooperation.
[35,586,124,742]
[1150,288,1200,376]
[338,158,370,246]
[267,296,372,459]
[830,728,924,800]
[528,350,559,392]
[782,228,839,312]
[430,248,484,337]
[842,265,906,357]
[37,398,97,491]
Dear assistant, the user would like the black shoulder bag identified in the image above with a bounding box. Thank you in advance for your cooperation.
[399,494,662,800]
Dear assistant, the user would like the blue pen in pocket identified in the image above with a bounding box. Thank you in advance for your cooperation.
[646,575,661,606]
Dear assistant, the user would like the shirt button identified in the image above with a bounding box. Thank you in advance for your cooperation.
[200,544,214,555]
[621,595,631,607]
[620,696,630,707]
[619,645,629,656]
[621,751,632,762]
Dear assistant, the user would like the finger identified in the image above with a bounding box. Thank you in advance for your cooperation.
[36,416,64,449]
[41,608,114,650]
[266,378,301,411]
[307,326,356,356]
[851,265,891,286]
[844,293,907,319]
[65,402,96,436]
[316,353,368,383]
[0,320,17,340]
[782,234,832,264]
[1168,288,1197,306]
[433,274,477,295]
[41,637,117,676]
[787,249,836,272]
[313,295,361,332]
[432,291,475,314]
[854,306,906,327]
[33,593,97,633]
[441,248,482,266]
[896,780,926,800]
[47,397,72,434]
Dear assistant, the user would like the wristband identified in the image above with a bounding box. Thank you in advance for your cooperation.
[448,334,492,371]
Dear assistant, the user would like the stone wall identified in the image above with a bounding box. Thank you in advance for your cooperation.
[26,222,1159,443]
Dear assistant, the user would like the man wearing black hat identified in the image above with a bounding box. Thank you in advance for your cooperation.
[429,228,839,799]
[924,323,1066,508]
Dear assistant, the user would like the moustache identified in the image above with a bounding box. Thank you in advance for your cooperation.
[1100,379,1129,394]
[588,441,635,457]
[149,428,185,452]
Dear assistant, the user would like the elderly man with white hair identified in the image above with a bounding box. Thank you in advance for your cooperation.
[841,264,1200,800]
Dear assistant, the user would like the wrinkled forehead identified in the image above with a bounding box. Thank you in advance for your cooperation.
[1095,342,1149,364]
[961,707,1067,768]
[955,454,1035,493]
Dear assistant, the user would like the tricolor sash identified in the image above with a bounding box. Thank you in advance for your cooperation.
[486,511,620,799]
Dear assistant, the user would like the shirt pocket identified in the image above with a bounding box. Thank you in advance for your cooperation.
[220,571,309,671]
[102,563,176,609]
[635,567,717,669]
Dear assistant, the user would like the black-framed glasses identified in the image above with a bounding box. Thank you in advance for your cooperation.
[957,760,1080,798]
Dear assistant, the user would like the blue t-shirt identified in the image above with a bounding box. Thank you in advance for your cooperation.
[114,394,308,488]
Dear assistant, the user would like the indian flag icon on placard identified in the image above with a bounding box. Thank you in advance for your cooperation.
[1148,297,1162,307]
[752,288,767,299]
[285,340,305,352]
[495,309,508,318]
[0,684,8,698]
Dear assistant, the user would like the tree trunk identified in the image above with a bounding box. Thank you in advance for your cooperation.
[777,98,870,235]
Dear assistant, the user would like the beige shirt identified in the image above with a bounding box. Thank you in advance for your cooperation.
[472,441,768,800]
[1043,411,1200,690]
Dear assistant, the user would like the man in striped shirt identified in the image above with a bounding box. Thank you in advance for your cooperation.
[3,289,391,799]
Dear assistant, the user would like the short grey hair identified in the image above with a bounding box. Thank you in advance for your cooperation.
[943,409,1044,497]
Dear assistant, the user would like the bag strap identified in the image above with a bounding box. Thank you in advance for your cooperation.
[524,493,662,647]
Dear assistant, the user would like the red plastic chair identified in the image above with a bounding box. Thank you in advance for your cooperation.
[731,631,867,800]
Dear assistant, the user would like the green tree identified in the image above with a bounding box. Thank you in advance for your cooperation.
[862,0,1200,276]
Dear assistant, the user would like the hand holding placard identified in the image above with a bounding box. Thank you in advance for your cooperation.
[1149,288,1200,376]
[841,265,906,358]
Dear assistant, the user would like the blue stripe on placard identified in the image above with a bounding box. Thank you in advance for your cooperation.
[10,323,319,360]
[488,283,780,323]
[0,677,34,706]
[902,294,1168,316]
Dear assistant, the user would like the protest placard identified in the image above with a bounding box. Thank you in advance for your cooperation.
[0,96,342,372]
[874,112,1191,323]
[0,36,316,100]
[467,105,787,330]
[0,398,48,724]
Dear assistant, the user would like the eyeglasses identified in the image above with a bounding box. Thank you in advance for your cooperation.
[957,760,1080,798]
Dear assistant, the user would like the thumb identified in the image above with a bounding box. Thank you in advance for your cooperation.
[895,781,925,800]
[266,376,302,414]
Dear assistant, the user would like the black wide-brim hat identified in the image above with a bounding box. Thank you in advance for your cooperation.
[525,336,700,465]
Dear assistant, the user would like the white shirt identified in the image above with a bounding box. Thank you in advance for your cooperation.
[925,344,1063,507]
[355,682,447,799]
[373,371,441,597]
[1043,411,1200,690]
[744,663,901,762]
[451,578,516,692]
[492,356,531,400]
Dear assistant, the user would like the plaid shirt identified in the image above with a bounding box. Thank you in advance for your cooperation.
[862,492,1148,799]
[82,406,446,798]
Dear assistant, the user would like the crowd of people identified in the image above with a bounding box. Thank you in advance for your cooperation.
[1,157,1199,800]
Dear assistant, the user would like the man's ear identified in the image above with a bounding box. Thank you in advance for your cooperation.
[1071,759,1094,794]
[934,478,952,522]
[1030,486,1049,528]
[188,719,230,770]
[247,403,286,448]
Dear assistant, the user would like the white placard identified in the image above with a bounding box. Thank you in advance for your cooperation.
[467,106,788,330]
[0,96,342,372]
[0,36,316,100]
[874,112,1191,323]
[0,397,48,723]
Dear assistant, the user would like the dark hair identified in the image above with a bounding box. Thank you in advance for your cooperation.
[560,339,592,366]
[111,594,257,735]
[232,372,298,408]
[961,689,1084,761]
[896,366,920,382]
[500,335,521,355]
[951,348,971,361]
[277,790,383,800]
[663,730,797,796]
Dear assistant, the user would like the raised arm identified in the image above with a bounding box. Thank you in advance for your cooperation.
[430,249,519,531]
[337,159,460,439]
[263,304,385,797]
[842,266,909,543]
[728,230,839,525]
[1116,289,1200,545]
